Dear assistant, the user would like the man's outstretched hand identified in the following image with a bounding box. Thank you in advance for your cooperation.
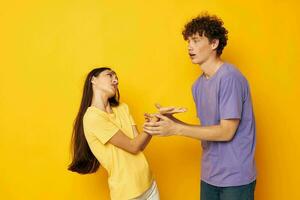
[155,103,187,116]
[143,114,179,136]
[143,103,187,136]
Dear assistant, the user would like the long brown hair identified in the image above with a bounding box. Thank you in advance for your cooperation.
[68,67,120,174]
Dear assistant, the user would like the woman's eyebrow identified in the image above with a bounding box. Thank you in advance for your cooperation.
[106,71,114,75]
[108,71,118,79]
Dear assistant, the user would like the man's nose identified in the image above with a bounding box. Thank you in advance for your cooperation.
[188,43,193,51]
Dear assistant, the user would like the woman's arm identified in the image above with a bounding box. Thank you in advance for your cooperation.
[108,126,152,154]
[132,125,152,151]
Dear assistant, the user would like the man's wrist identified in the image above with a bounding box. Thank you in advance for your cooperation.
[174,123,184,136]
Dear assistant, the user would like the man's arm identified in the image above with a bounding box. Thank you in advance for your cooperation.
[177,118,240,141]
[167,115,187,125]
[143,114,240,142]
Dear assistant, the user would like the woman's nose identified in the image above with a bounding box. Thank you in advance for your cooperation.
[113,79,118,84]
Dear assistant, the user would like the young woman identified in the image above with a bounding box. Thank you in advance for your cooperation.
[68,67,159,200]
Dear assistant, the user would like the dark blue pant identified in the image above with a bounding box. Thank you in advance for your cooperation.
[200,180,256,200]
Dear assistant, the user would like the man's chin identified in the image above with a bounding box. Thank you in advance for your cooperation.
[191,59,200,64]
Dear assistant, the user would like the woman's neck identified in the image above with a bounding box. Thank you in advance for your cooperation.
[91,92,112,113]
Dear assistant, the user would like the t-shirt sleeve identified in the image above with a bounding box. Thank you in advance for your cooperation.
[129,115,136,126]
[123,103,136,126]
[219,76,243,120]
[83,113,119,144]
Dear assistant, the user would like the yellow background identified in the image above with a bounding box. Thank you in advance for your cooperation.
[1,0,300,199]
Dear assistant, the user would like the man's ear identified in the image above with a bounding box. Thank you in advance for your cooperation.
[211,39,219,50]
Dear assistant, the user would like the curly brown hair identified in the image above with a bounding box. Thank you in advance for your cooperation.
[182,13,228,56]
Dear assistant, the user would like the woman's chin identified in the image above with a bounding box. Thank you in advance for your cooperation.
[108,91,116,98]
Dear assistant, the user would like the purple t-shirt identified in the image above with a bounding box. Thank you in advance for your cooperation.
[192,62,256,187]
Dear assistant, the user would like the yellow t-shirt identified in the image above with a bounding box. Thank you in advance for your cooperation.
[83,102,153,200]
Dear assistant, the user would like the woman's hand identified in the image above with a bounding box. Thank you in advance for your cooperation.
[144,113,160,122]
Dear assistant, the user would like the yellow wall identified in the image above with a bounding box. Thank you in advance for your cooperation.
[1,0,300,199]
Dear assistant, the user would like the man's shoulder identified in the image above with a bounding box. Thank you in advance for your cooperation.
[220,63,246,82]
[192,74,203,88]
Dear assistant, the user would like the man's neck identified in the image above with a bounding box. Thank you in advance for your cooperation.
[200,57,224,79]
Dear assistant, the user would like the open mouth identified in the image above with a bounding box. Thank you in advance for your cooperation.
[189,53,196,57]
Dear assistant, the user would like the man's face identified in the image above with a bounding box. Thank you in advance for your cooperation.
[187,33,215,65]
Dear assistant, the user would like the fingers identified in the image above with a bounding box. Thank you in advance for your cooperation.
[145,113,170,122]
[166,107,186,113]
[160,107,176,114]
[143,126,161,136]
[144,113,155,118]
[144,113,152,122]
[150,116,159,122]
[155,103,161,109]
[143,120,162,136]
[144,113,160,122]
[175,107,187,113]
[144,121,160,127]
[143,126,160,132]
[155,103,187,115]
[155,103,174,113]
[145,118,150,122]
[154,113,169,121]
[144,114,150,122]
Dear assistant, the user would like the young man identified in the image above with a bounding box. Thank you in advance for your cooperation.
[144,14,257,200]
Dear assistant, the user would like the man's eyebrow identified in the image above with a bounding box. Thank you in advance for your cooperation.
[188,36,199,40]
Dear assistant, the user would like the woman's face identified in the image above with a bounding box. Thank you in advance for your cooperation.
[91,69,118,98]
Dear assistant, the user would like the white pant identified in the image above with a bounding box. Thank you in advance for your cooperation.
[131,181,160,200]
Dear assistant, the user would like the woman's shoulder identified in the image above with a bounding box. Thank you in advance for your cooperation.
[113,102,133,116]
[115,102,129,110]
[83,107,108,122]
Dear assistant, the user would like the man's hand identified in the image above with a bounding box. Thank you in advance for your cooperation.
[155,103,187,116]
[143,114,180,136]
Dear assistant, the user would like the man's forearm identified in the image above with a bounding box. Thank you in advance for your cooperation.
[168,115,187,125]
[175,123,233,141]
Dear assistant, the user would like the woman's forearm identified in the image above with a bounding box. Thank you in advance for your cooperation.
[131,132,152,152]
